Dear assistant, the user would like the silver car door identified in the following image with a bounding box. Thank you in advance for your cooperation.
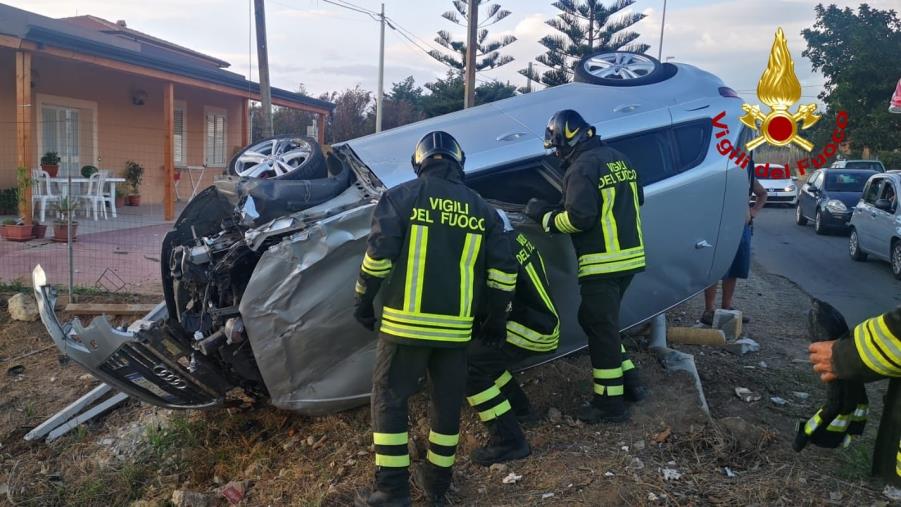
[857,178,882,254]
[873,180,897,260]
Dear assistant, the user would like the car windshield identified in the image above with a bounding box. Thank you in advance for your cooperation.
[824,172,872,192]
[844,161,881,170]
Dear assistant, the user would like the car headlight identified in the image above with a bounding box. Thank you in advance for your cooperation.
[825,199,847,213]
[784,185,796,192]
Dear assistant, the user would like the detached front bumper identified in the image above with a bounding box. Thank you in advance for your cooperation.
[32,265,230,409]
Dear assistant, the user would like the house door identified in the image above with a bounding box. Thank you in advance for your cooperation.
[41,106,80,175]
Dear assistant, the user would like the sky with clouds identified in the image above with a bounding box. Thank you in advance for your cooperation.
[8,0,899,105]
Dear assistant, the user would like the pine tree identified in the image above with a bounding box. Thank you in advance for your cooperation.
[520,0,650,88]
[428,0,517,71]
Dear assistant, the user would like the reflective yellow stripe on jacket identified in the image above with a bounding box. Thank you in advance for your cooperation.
[853,314,901,377]
[380,307,474,343]
[578,246,646,278]
[505,264,559,352]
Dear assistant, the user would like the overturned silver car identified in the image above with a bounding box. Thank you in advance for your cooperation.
[34,52,751,415]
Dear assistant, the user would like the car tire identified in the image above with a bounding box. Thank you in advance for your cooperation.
[814,210,827,235]
[574,51,672,86]
[891,240,901,280]
[228,135,327,180]
[849,228,867,261]
[795,205,808,225]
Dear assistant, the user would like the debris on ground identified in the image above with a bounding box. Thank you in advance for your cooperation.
[547,407,562,423]
[219,480,248,505]
[718,416,768,452]
[6,364,24,377]
[651,427,672,444]
[735,387,761,402]
[629,457,645,470]
[884,485,901,502]
[489,463,508,475]
[726,337,761,355]
[661,466,682,481]
[502,472,522,484]
[171,489,213,507]
[792,391,810,401]
[8,293,38,321]
[770,396,787,406]
[668,326,726,346]
[541,492,555,500]
[712,309,743,340]
[724,467,736,478]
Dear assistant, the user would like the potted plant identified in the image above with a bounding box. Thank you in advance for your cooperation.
[2,218,34,241]
[124,160,144,206]
[115,186,126,208]
[80,165,99,178]
[3,167,35,241]
[33,220,47,239]
[51,197,79,242]
[41,152,61,177]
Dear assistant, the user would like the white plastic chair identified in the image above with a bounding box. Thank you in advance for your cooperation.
[79,172,107,220]
[98,170,115,217]
[31,168,60,223]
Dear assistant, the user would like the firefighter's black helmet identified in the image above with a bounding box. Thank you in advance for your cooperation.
[411,130,465,173]
[544,109,594,156]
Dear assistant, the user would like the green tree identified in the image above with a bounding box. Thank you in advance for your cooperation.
[521,0,649,88]
[428,0,517,71]
[378,77,426,130]
[420,71,516,118]
[319,85,375,143]
[802,4,901,153]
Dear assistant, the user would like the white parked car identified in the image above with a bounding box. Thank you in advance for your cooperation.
[753,163,797,206]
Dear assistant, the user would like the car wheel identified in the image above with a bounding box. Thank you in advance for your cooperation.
[892,240,901,280]
[814,210,826,234]
[795,204,808,225]
[849,228,867,261]
[229,135,327,180]
[574,51,671,86]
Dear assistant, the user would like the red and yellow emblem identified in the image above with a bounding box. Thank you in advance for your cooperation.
[740,28,820,151]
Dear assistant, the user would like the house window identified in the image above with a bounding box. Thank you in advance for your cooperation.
[41,106,80,176]
[204,108,227,167]
[174,103,186,167]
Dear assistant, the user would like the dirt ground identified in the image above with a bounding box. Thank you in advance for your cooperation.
[0,264,894,506]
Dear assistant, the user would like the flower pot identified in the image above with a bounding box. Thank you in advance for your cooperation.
[41,164,59,177]
[33,224,47,239]
[52,222,78,242]
[125,195,141,206]
[3,224,34,242]
[115,196,126,208]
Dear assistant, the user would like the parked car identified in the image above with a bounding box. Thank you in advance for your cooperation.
[830,159,886,172]
[753,163,797,206]
[796,168,877,234]
[33,52,750,415]
[848,171,901,279]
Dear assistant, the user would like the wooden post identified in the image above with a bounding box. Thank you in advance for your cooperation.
[241,99,249,147]
[15,51,33,224]
[317,112,326,146]
[163,82,174,221]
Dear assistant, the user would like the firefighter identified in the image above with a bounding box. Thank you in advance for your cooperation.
[805,305,901,488]
[353,131,517,506]
[525,109,647,424]
[466,209,560,466]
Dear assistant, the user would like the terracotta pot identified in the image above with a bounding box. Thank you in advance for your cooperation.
[125,195,141,206]
[115,196,126,208]
[41,164,59,177]
[33,224,47,239]
[3,224,34,242]
[52,222,78,242]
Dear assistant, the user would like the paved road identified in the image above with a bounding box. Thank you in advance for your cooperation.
[752,206,900,325]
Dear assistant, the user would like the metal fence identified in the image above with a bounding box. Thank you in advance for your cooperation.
[1,116,226,295]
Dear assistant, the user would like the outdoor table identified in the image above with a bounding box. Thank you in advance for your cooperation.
[47,177,126,218]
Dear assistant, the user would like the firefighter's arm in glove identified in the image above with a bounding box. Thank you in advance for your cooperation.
[353,274,382,331]
[524,198,555,225]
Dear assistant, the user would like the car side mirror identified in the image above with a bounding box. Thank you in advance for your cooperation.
[874,198,893,212]
[807,185,818,194]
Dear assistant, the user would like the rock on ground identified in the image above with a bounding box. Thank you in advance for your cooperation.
[8,293,38,321]
[171,490,213,507]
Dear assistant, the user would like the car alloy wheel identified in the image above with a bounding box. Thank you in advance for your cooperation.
[814,210,826,234]
[795,204,808,225]
[574,51,670,86]
[229,135,326,180]
[892,241,901,280]
[849,229,867,261]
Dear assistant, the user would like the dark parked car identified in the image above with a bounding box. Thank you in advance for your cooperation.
[796,169,877,234]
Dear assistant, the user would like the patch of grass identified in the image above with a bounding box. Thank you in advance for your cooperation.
[147,414,200,457]
[835,434,876,480]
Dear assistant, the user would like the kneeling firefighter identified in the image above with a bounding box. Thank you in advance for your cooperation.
[525,109,647,424]
[466,209,560,465]
[353,131,517,506]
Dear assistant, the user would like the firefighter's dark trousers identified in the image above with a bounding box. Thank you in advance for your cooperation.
[578,275,634,402]
[466,340,535,420]
[370,338,466,495]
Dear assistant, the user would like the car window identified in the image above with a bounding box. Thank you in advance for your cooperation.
[879,181,898,211]
[862,178,882,204]
[825,171,871,192]
[845,161,881,170]
[607,130,672,186]
[808,171,822,188]
[671,120,712,172]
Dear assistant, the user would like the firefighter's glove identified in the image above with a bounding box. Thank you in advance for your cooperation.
[353,276,381,331]
[524,198,554,224]
[480,315,507,349]
[792,379,856,452]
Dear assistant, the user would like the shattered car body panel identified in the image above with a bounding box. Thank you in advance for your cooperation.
[35,62,751,415]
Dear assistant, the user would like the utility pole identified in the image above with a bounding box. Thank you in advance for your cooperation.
[525,62,533,93]
[253,0,273,138]
[376,3,385,132]
[657,0,667,61]
[463,0,478,108]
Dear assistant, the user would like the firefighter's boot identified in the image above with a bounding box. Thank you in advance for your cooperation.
[356,469,411,507]
[470,411,531,466]
[623,368,648,403]
[577,396,629,424]
[412,462,451,507]
[500,379,538,424]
